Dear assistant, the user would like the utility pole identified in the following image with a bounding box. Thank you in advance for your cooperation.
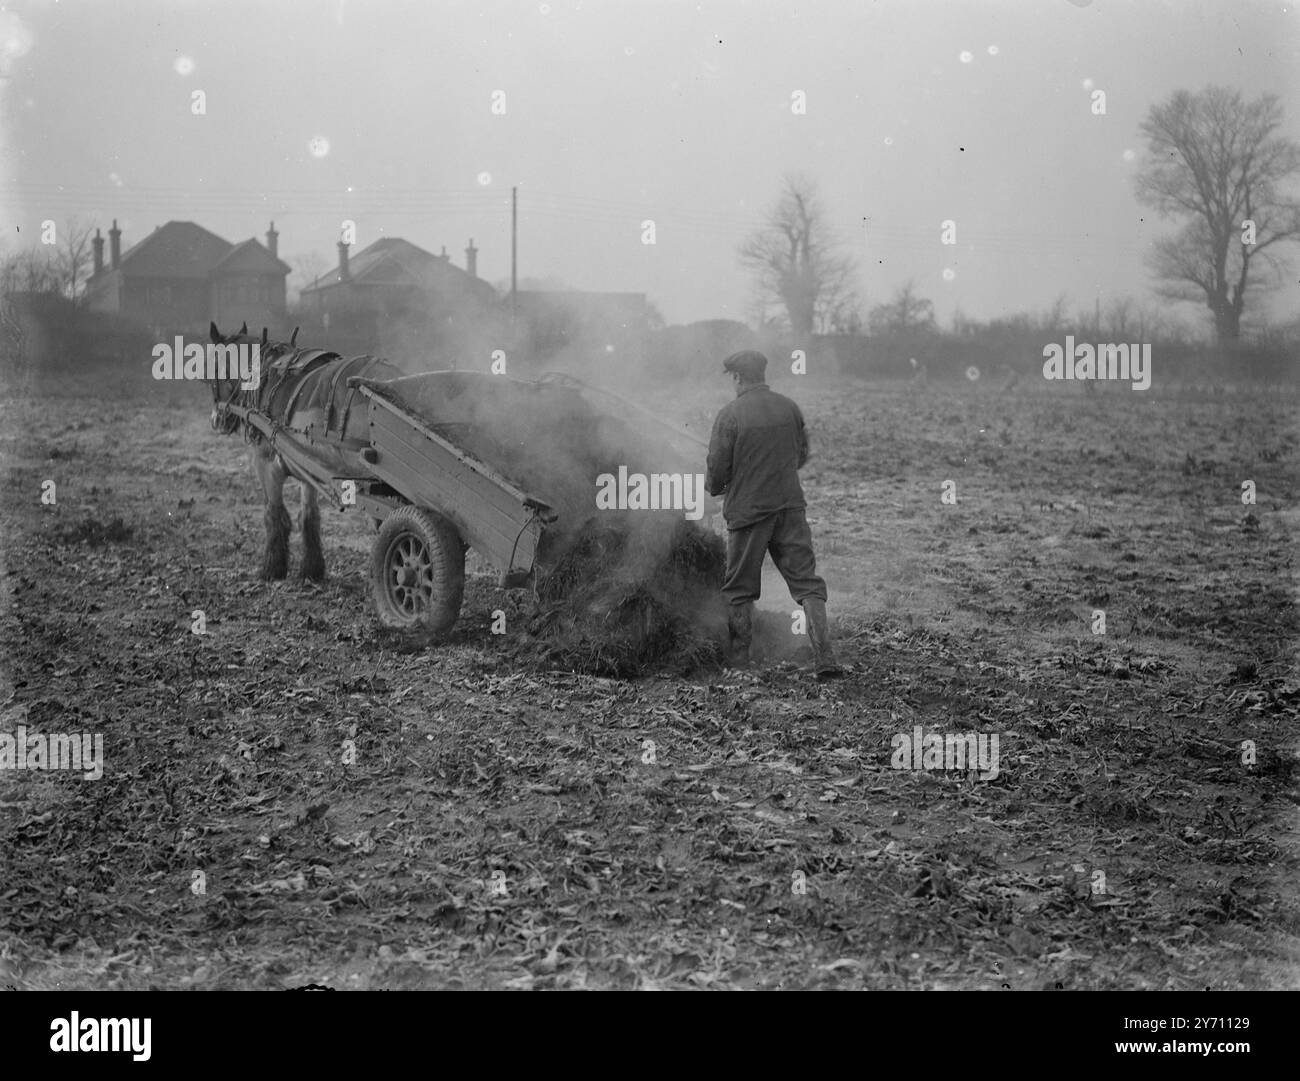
[511,185,518,332]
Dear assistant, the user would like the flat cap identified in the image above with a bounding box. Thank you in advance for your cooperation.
[722,350,768,379]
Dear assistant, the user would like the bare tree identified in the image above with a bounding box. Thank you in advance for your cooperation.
[1,248,62,382]
[868,280,935,335]
[739,174,857,342]
[1132,302,1173,343]
[55,216,95,301]
[1136,86,1300,345]
[1,247,62,295]
[1042,294,1069,332]
[1104,296,1134,340]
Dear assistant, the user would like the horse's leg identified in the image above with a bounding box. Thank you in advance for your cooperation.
[299,481,325,581]
[256,449,291,580]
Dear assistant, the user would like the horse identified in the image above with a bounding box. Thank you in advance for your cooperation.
[206,322,403,581]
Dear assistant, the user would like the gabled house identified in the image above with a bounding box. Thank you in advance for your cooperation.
[83,220,290,334]
[298,236,500,362]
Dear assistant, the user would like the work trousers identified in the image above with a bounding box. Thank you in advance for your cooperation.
[721,508,827,608]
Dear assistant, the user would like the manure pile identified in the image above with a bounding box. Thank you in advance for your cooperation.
[525,512,728,677]
[376,371,728,675]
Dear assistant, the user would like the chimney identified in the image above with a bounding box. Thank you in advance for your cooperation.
[464,238,478,279]
[109,220,121,270]
[265,221,279,258]
[92,229,104,275]
[337,240,350,282]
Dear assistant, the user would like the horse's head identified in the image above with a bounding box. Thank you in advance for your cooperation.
[207,321,298,434]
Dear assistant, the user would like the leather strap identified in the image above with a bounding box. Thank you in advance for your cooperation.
[278,349,341,419]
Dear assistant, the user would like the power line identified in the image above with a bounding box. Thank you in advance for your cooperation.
[3,181,1163,258]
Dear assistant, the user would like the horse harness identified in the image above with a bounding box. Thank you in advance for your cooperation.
[234,346,391,450]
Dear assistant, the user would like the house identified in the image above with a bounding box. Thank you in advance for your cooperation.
[298,237,499,363]
[83,220,289,334]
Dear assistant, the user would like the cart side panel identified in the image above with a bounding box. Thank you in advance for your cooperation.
[365,399,545,581]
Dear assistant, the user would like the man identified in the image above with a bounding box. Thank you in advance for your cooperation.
[705,350,841,679]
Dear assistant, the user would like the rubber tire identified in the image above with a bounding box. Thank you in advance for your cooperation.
[370,504,465,634]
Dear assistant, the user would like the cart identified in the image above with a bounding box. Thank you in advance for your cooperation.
[226,368,711,635]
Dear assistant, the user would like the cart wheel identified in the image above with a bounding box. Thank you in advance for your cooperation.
[370,505,465,634]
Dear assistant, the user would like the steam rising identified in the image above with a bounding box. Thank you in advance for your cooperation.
[371,365,729,675]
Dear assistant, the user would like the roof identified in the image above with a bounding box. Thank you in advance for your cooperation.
[302,237,497,304]
[211,238,292,277]
[301,237,432,291]
[112,221,232,280]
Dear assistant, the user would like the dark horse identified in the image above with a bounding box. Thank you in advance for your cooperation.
[207,322,403,581]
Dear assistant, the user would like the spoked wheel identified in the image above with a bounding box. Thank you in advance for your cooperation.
[370,505,465,634]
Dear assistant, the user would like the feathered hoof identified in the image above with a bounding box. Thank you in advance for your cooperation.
[260,557,289,581]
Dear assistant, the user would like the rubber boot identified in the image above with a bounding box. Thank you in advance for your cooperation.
[802,597,843,680]
[727,602,754,668]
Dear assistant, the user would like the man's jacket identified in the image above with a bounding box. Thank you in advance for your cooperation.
[705,383,809,530]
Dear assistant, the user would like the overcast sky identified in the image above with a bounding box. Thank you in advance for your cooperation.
[2,0,1297,330]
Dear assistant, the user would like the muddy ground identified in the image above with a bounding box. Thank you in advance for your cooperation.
[1,369,1297,989]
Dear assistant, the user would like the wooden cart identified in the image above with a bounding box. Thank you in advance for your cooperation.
[228,369,710,636]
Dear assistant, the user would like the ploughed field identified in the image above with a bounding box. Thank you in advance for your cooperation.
[1,370,1298,989]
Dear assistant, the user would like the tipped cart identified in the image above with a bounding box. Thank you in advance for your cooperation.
[227,369,711,635]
